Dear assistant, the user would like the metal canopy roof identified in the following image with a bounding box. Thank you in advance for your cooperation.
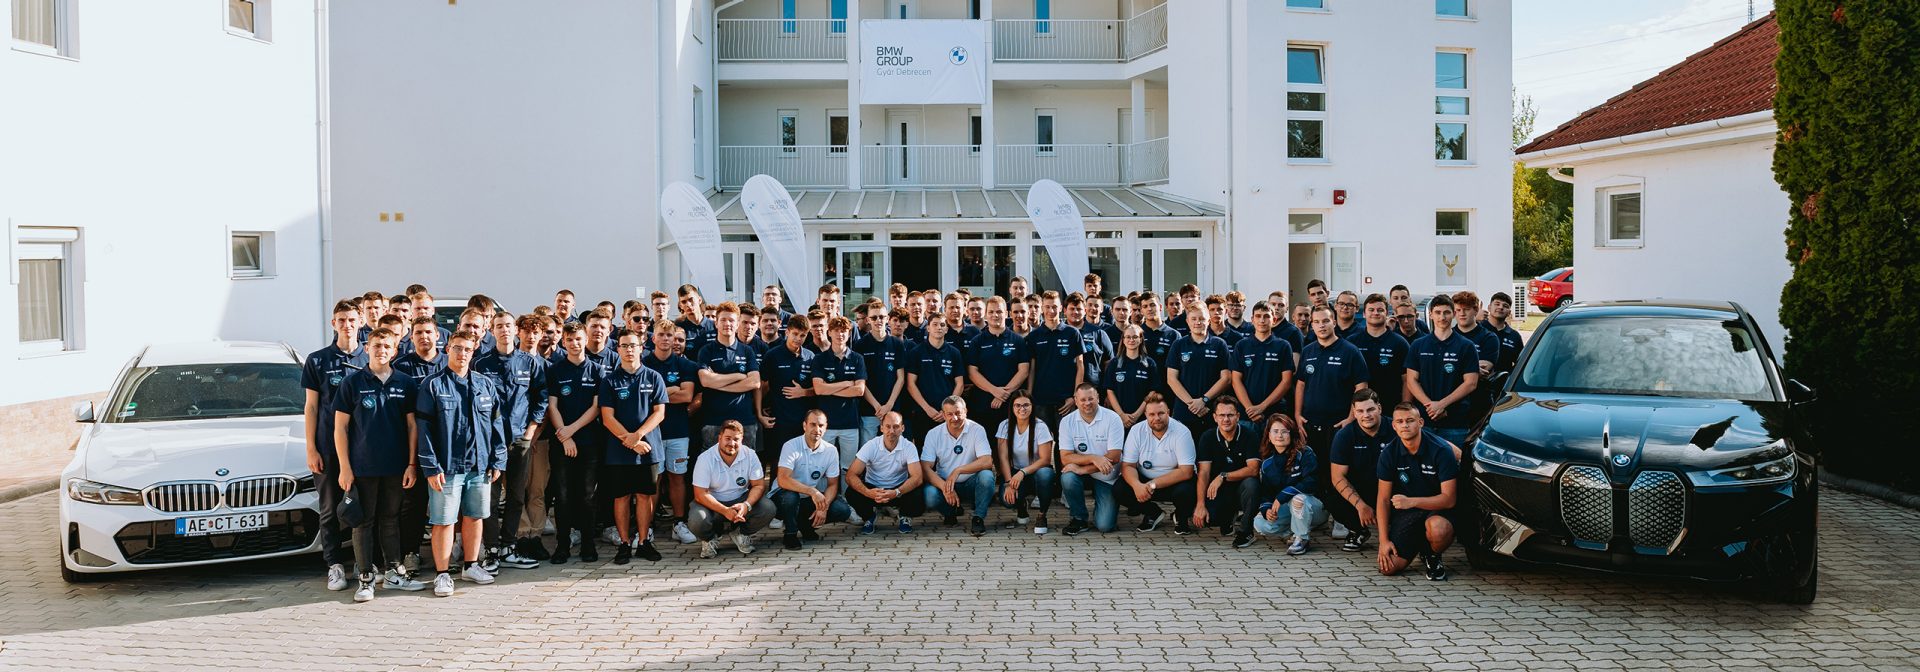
[707,187,1221,222]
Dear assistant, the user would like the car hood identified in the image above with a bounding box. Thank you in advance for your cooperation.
[1483,393,1792,478]
[80,417,310,486]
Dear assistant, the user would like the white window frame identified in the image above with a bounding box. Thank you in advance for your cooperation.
[229,230,275,279]
[12,225,83,355]
[1287,211,1327,241]
[692,87,706,178]
[1285,0,1329,13]
[1435,209,1471,237]
[1596,180,1646,248]
[827,108,849,154]
[11,0,78,59]
[1286,43,1328,163]
[1434,49,1472,165]
[1035,108,1056,156]
[226,0,273,43]
[778,108,799,155]
[1436,0,1473,19]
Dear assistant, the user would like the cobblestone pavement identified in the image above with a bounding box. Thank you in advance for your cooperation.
[1,487,1917,671]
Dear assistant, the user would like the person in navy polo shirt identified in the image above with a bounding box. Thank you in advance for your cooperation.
[1376,403,1460,581]
[966,297,1030,437]
[389,314,445,573]
[905,317,966,440]
[1404,293,1482,449]
[688,420,775,559]
[854,303,908,448]
[761,285,793,325]
[1120,393,1199,535]
[330,326,424,601]
[773,409,855,549]
[1101,296,1133,355]
[473,310,548,572]
[1346,294,1411,411]
[643,321,703,547]
[1135,293,1180,383]
[552,289,578,326]
[759,314,817,464]
[302,299,366,593]
[1294,304,1371,541]
[1064,293,1113,393]
[1449,291,1501,387]
[1027,291,1086,418]
[1482,292,1525,376]
[414,330,508,596]
[1222,291,1253,336]
[544,322,605,565]
[810,316,869,471]
[676,285,719,358]
[1328,389,1397,553]
[1167,304,1232,435]
[697,302,763,465]
[1392,300,1427,344]
[1204,296,1245,347]
[1333,291,1364,339]
[1231,301,1295,424]
[1103,324,1159,428]
[1194,398,1262,547]
[599,329,669,564]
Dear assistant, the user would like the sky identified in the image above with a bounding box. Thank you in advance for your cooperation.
[1514,0,1776,142]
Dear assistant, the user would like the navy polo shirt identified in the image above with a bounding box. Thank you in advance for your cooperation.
[1455,323,1503,369]
[903,322,927,346]
[1376,430,1460,499]
[1074,322,1114,391]
[967,329,1030,389]
[545,355,606,452]
[392,349,445,382]
[677,317,718,359]
[696,339,761,425]
[1273,320,1306,352]
[1227,319,1255,336]
[760,345,816,428]
[1101,353,1159,414]
[1336,320,1365,340]
[1230,333,1295,409]
[1208,326,1246,348]
[1100,322,1126,355]
[1166,335,1230,423]
[599,363,668,465]
[952,323,982,361]
[908,341,965,410]
[333,368,417,477]
[1345,328,1411,409]
[1027,323,1086,404]
[1405,332,1481,428]
[301,343,367,442]
[1330,423,1397,475]
[642,351,701,441]
[1481,320,1525,374]
[1139,323,1181,369]
[1296,338,1371,426]
[810,347,867,430]
[853,332,908,415]
[1197,420,1262,477]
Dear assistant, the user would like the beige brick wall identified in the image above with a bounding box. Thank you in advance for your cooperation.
[0,393,101,460]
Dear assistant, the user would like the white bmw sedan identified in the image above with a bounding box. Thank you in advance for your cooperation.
[59,341,321,582]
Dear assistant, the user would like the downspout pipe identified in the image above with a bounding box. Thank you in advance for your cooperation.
[313,0,334,340]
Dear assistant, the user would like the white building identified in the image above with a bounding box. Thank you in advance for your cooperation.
[328,0,1513,312]
[1,0,324,458]
[1515,14,1789,348]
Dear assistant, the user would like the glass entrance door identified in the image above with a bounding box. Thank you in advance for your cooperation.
[836,246,886,309]
[1137,231,1208,295]
[958,232,1016,297]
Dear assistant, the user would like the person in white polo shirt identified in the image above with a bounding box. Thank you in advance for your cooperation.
[1056,383,1127,535]
[1120,393,1199,534]
[688,420,776,559]
[844,411,926,535]
[772,409,854,550]
[919,396,998,537]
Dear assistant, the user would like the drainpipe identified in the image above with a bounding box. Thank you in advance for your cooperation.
[1546,166,1573,184]
[1222,0,1238,292]
[313,0,334,336]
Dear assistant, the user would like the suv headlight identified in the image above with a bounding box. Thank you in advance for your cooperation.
[67,478,144,505]
[1688,441,1796,486]
[1473,440,1561,478]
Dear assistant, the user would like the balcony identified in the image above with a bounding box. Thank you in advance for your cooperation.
[993,3,1166,63]
[720,139,1167,190]
[718,146,847,189]
[996,139,1168,187]
[718,19,847,62]
[860,145,982,189]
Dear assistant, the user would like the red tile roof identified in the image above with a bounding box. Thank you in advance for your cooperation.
[1516,13,1778,155]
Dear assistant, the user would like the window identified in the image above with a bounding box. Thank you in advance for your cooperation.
[967,0,982,19]
[1286,45,1327,161]
[1436,0,1469,17]
[830,0,848,33]
[1035,0,1050,34]
[968,108,983,154]
[230,231,275,278]
[1035,109,1055,155]
[1286,0,1326,9]
[1289,213,1324,236]
[828,109,849,154]
[778,109,799,154]
[16,227,80,353]
[1435,50,1470,162]
[781,0,797,34]
[1601,186,1643,246]
[227,0,271,41]
[12,0,74,56]
[1435,210,1469,236]
[692,87,705,178]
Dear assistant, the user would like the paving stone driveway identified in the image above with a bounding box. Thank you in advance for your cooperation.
[1,488,1916,671]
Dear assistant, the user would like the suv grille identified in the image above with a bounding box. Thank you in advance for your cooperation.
[1558,465,1614,545]
[1628,471,1687,552]
[143,476,298,514]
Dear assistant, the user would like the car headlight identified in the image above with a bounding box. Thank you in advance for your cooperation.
[1688,442,1796,486]
[1473,440,1561,478]
[66,478,144,505]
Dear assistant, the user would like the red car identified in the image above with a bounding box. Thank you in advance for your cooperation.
[1529,267,1574,311]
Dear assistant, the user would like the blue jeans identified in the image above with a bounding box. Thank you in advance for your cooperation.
[771,490,852,533]
[859,416,882,447]
[427,471,491,526]
[1006,466,1057,512]
[921,471,997,519]
[1254,494,1328,539]
[823,428,862,470]
[1431,427,1472,456]
[1059,471,1119,532]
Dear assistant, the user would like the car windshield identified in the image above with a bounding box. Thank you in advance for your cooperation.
[1516,317,1774,401]
[104,363,305,423]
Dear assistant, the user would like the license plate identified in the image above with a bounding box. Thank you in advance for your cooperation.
[174,512,270,537]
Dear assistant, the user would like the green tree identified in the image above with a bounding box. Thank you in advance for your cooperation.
[1511,91,1573,279]
[1775,1,1920,488]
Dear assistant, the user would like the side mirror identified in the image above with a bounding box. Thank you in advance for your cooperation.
[1787,379,1817,405]
[73,401,95,423]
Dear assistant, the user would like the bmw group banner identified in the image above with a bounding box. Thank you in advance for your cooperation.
[859,20,988,105]
[739,175,815,302]
[658,181,727,298]
[1026,179,1091,292]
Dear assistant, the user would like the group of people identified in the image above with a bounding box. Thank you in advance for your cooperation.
[303,273,1527,601]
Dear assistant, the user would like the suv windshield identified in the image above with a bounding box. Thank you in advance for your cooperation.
[1516,317,1774,401]
[104,363,305,423]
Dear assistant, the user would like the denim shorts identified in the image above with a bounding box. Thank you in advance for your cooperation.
[661,437,691,475]
[427,471,491,525]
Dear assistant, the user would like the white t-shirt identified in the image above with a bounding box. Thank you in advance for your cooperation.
[1055,407,1128,484]
[995,419,1054,471]
[776,436,842,493]
[919,420,992,482]
[853,435,920,489]
[1122,421,1196,481]
[691,448,764,502]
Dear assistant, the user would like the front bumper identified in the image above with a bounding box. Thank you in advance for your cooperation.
[59,493,322,575]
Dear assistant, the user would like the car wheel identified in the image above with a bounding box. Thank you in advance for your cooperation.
[1554,296,1573,311]
[1755,488,1818,604]
[58,548,102,584]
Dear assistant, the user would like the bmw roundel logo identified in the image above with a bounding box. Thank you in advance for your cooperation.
[1612,454,1631,467]
[949,46,969,65]
[1142,460,1155,470]
[215,468,230,477]
[735,476,748,486]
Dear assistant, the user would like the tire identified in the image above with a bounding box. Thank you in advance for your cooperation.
[1554,296,1573,311]
[59,548,103,584]
[1755,487,1818,604]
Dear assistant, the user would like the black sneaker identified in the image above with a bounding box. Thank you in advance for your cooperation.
[613,544,632,565]
[782,534,802,550]
[942,514,959,527]
[636,541,662,562]
[1064,519,1090,536]
[1218,525,1233,537]
[1173,521,1194,536]
[1003,506,1027,529]
[1135,509,1166,532]
[969,516,986,537]
[1423,552,1449,581]
[1233,533,1255,548]
[578,542,598,563]
[519,537,550,561]
[799,527,821,542]
[1342,528,1370,553]
[549,545,570,565]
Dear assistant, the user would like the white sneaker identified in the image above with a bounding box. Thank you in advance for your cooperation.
[1330,521,1350,539]
[353,576,375,603]
[383,569,427,591]
[602,527,623,545]
[461,563,496,585]
[569,529,581,546]
[325,564,349,591]
[732,530,756,555]
[542,518,557,536]
[847,511,865,527]
[1029,496,1042,509]
[498,551,540,570]
[768,518,784,531]
[673,521,697,545]
[432,572,454,597]
[699,539,718,559]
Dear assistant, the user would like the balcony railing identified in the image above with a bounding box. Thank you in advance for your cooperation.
[718,19,847,62]
[1124,2,1168,60]
[992,19,1123,62]
[860,145,982,189]
[996,144,1121,187]
[1124,137,1169,184]
[718,146,848,189]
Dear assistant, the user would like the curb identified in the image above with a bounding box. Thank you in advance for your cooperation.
[1819,468,1920,510]
[0,477,59,505]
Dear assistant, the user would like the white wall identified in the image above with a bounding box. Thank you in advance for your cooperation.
[0,0,322,406]
[1568,137,1792,350]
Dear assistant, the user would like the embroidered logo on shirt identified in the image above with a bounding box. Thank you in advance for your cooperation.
[617,388,631,400]
[735,476,748,486]
[1114,371,1126,383]
[1077,442,1089,453]
[329,374,344,386]
[1142,460,1155,470]
[560,384,573,396]
[1243,355,1254,368]
[361,395,376,409]
[953,445,964,455]
[809,470,823,480]
[1443,362,1455,374]
[1306,363,1317,374]
[1180,352,1191,363]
